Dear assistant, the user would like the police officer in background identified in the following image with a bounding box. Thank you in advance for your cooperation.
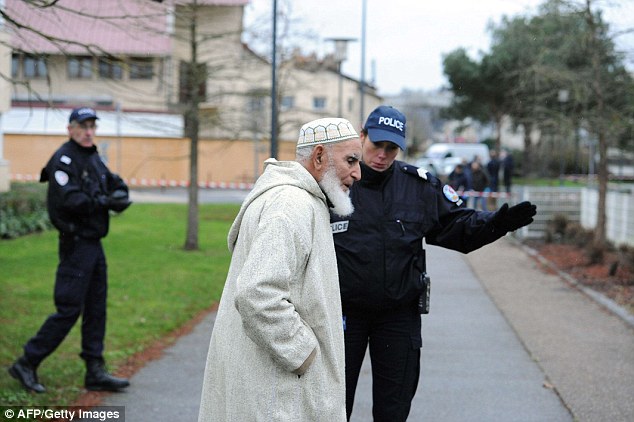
[330,105,537,421]
[8,107,132,393]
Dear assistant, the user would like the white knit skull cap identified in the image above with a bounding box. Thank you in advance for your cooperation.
[297,118,359,149]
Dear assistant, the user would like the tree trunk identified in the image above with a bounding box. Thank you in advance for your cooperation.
[595,131,608,245]
[494,112,503,152]
[522,122,533,177]
[184,1,200,251]
[585,0,607,247]
[184,110,199,250]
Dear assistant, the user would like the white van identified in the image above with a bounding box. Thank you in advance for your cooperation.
[415,143,490,177]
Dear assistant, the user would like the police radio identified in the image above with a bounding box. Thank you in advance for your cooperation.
[418,246,431,315]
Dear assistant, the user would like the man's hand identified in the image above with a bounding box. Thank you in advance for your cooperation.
[493,201,537,233]
[293,348,317,376]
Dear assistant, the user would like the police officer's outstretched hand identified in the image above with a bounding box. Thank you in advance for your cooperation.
[493,201,537,233]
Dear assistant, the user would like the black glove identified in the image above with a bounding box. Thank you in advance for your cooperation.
[493,201,537,233]
[108,189,132,213]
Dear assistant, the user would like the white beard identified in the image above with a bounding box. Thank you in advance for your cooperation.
[319,165,355,217]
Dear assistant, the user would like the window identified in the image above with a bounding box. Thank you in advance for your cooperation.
[11,54,20,78]
[281,96,295,110]
[68,56,93,79]
[178,61,207,103]
[24,55,47,78]
[130,58,154,80]
[313,96,326,110]
[98,58,123,80]
[248,96,265,112]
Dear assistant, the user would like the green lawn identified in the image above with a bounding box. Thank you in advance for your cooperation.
[512,177,588,187]
[0,203,239,407]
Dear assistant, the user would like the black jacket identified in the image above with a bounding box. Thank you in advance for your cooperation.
[40,140,129,239]
[331,161,505,312]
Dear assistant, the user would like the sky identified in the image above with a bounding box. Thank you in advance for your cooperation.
[243,0,634,96]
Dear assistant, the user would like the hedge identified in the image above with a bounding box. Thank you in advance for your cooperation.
[0,183,52,239]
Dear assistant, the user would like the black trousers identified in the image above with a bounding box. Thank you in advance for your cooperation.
[24,235,107,366]
[344,306,422,422]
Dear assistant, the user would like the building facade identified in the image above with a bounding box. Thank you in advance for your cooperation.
[3,0,381,185]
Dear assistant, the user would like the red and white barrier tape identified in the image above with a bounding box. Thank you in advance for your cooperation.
[11,173,40,182]
[456,190,513,198]
[10,174,255,190]
[12,174,513,196]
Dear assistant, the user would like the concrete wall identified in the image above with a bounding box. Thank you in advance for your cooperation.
[6,133,297,185]
[0,28,11,192]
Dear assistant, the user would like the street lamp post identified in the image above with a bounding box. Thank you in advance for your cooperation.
[326,38,356,117]
[270,0,278,159]
[359,0,367,125]
[558,89,569,186]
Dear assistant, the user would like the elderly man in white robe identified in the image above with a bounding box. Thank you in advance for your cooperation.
[198,118,363,422]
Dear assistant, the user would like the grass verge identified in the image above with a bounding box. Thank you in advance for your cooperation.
[0,203,239,407]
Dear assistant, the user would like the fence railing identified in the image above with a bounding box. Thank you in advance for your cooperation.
[515,187,583,240]
[509,185,634,246]
[580,187,634,246]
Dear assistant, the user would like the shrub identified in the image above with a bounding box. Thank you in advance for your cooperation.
[545,213,568,243]
[617,244,634,279]
[565,222,594,248]
[543,215,610,265]
[0,183,52,239]
[586,242,605,265]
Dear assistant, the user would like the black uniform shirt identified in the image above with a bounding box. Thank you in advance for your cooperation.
[331,160,505,312]
[40,140,121,239]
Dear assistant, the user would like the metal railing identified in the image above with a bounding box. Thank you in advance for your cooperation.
[509,185,634,246]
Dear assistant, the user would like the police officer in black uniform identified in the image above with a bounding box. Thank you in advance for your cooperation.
[8,107,132,393]
[330,105,537,421]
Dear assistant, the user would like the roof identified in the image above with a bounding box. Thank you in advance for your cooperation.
[3,107,184,139]
[175,0,249,4]
[6,0,249,56]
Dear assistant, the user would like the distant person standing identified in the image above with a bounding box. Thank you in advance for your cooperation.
[462,157,473,192]
[487,150,500,192]
[8,107,132,393]
[470,161,490,211]
[501,149,514,193]
[486,150,501,209]
[448,163,468,191]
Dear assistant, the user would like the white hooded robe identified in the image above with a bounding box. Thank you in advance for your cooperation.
[198,159,346,422]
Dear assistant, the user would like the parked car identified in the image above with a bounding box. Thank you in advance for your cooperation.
[415,142,490,177]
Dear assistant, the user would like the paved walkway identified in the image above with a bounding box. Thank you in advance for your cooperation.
[96,236,633,422]
[466,239,634,421]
